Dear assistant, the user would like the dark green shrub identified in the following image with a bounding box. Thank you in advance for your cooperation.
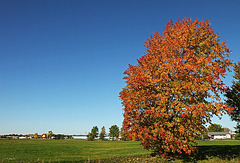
[235,134,240,140]
[55,134,64,140]
[87,133,95,141]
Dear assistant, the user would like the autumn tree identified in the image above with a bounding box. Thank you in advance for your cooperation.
[33,133,38,139]
[120,17,233,157]
[225,61,240,133]
[109,125,119,141]
[120,125,129,141]
[99,126,106,140]
[207,124,224,132]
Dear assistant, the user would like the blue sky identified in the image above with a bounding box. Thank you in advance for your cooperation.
[0,0,239,135]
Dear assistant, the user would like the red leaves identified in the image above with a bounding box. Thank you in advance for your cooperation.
[120,17,232,158]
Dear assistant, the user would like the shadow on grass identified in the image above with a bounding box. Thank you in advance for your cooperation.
[92,145,240,162]
[196,145,240,160]
[174,145,240,162]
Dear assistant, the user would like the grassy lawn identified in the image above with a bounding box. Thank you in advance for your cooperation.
[0,139,149,162]
[0,139,240,162]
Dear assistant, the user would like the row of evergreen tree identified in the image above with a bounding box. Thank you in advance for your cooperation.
[87,125,129,141]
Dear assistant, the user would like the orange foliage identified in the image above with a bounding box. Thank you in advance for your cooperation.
[120,17,233,157]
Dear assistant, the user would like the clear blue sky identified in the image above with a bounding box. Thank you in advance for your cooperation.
[0,0,239,135]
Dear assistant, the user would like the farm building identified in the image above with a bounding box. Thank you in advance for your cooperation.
[72,135,87,140]
[18,136,27,139]
[207,132,231,139]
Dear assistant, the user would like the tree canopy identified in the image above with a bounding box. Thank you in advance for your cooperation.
[91,126,99,138]
[207,124,224,132]
[99,126,106,140]
[87,126,99,141]
[225,60,240,133]
[109,125,119,141]
[120,17,233,158]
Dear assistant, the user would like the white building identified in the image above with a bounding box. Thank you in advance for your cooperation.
[18,136,27,139]
[72,135,87,140]
[207,132,231,139]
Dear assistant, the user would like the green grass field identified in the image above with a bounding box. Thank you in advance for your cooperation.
[0,139,149,162]
[0,139,240,162]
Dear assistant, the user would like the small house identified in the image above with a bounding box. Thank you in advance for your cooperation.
[207,132,231,139]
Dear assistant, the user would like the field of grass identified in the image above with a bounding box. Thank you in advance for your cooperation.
[0,139,149,162]
[0,139,240,162]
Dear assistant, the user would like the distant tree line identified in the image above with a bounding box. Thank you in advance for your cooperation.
[0,131,73,140]
[87,125,130,141]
